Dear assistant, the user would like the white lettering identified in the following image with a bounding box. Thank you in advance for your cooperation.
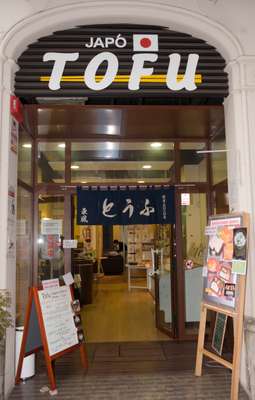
[166,53,199,91]
[105,37,114,48]
[84,35,127,49]
[43,52,79,91]
[128,53,158,91]
[115,34,127,48]
[93,37,105,48]
[84,52,119,91]
[85,38,93,48]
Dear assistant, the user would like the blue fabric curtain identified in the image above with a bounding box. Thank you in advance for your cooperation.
[77,187,175,225]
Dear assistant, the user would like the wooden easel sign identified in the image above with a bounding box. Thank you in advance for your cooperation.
[15,285,88,394]
[195,212,248,400]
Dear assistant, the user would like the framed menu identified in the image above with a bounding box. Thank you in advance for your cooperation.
[38,286,78,356]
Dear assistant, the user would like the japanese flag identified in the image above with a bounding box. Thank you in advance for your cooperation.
[133,34,158,52]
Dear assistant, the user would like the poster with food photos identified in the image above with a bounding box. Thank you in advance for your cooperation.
[203,215,243,310]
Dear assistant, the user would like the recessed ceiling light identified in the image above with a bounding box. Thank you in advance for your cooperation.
[142,165,152,169]
[58,143,66,148]
[138,180,145,184]
[106,142,115,150]
[71,165,79,170]
[22,143,32,148]
[150,142,162,148]
[81,181,87,184]
[107,125,116,135]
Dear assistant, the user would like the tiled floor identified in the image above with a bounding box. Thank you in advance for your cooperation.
[81,275,169,342]
[10,342,249,399]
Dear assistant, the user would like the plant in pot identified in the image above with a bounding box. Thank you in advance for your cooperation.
[0,291,12,400]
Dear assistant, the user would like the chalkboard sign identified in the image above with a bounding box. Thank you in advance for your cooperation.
[16,286,88,392]
[212,313,228,355]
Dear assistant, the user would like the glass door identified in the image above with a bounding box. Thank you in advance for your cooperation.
[153,224,175,338]
[36,193,66,284]
[176,188,209,338]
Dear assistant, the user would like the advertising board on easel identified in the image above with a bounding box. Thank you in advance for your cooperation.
[15,282,88,395]
[195,212,248,400]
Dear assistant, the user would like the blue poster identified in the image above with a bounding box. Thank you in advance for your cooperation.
[77,187,175,225]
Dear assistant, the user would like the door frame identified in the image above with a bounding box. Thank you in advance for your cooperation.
[175,184,212,340]
[34,184,212,340]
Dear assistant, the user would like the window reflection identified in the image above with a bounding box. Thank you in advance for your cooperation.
[37,142,65,183]
[18,129,32,185]
[16,187,33,325]
[71,141,175,184]
[180,142,207,182]
[38,195,64,283]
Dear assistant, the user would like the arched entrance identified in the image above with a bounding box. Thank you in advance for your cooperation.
[1,3,252,397]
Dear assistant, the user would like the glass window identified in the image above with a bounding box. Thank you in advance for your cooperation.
[16,187,33,325]
[37,142,65,183]
[180,142,207,182]
[38,195,65,283]
[18,128,32,185]
[181,192,207,335]
[211,136,227,185]
[71,141,175,184]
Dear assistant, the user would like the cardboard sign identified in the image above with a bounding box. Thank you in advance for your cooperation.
[63,272,75,286]
[42,279,60,291]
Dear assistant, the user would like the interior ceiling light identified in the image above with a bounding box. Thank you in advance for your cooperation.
[138,180,145,184]
[71,165,79,169]
[196,149,228,154]
[81,181,87,184]
[36,97,88,104]
[58,143,66,148]
[150,142,162,148]
[106,125,117,135]
[22,143,32,148]
[142,165,152,169]
[106,142,115,150]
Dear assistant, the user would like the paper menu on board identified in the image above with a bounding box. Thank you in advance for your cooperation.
[203,215,242,310]
[38,286,78,356]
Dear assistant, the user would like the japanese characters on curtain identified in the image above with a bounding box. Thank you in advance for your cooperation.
[77,187,175,226]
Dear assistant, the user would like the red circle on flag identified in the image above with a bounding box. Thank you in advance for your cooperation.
[140,37,151,48]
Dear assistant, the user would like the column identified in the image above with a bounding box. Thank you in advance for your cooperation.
[224,57,255,392]
[0,56,19,396]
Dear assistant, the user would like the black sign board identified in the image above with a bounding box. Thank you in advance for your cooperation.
[212,312,228,355]
[15,25,228,99]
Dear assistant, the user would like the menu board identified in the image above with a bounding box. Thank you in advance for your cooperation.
[203,215,243,310]
[38,286,78,356]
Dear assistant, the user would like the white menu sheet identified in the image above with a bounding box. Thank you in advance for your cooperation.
[38,286,78,356]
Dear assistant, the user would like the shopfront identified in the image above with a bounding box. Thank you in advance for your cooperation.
[1,3,255,397]
[13,24,229,344]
